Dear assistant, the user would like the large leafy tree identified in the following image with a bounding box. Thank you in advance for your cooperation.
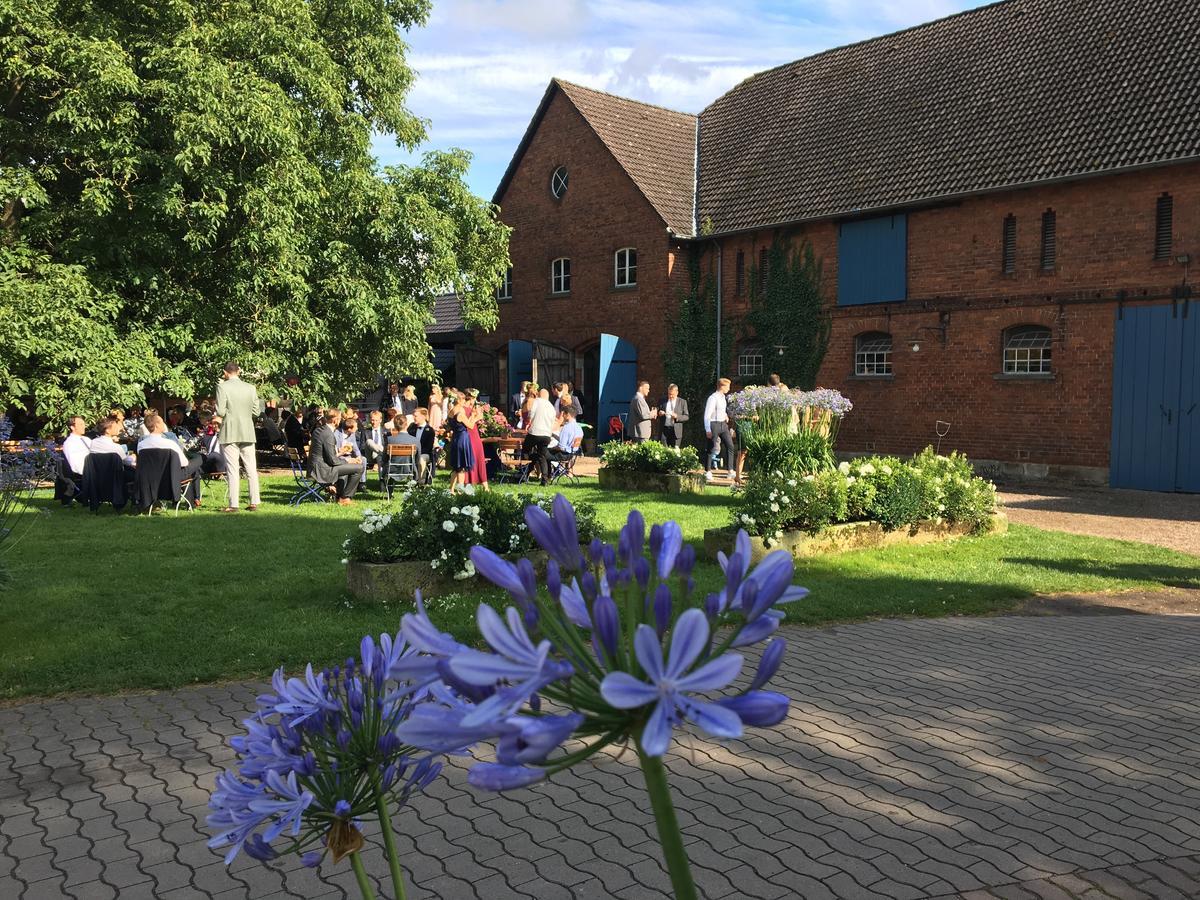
[0,0,509,427]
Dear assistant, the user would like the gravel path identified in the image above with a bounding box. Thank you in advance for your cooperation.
[997,485,1200,556]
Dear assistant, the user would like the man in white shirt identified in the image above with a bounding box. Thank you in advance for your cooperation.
[138,412,205,503]
[62,416,92,477]
[523,389,558,485]
[90,416,134,465]
[362,409,387,474]
[703,377,735,481]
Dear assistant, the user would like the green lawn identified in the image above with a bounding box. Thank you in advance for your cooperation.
[2,475,1197,701]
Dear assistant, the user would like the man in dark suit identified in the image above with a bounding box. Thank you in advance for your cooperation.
[658,383,689,449]
[307,409,362,504]
[360,409,388,474]
[200,417,225,474]
[407,407,436,482]
[626,381,656,442]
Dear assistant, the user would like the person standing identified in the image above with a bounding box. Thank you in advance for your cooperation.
[658,384,689,449]
[523,389,557,485]
[626,381,656,443]
[462,388,489,491]
[703,377,735,482]
[215,361,264,511]
[447,396,476,494]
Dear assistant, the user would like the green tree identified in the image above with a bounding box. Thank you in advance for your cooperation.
[664,246,731,445]
[0,0,510,427]
[746,237,830,388]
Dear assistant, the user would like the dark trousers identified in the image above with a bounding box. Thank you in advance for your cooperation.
[707,422,735,470]
[329,462,363,499]
[523,433,552,483]
[661,424,683,449]
[182,456,205,503]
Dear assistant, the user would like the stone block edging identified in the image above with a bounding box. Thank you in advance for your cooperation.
[597,467,705,494]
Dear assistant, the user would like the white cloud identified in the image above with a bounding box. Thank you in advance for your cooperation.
[377,0,991,195]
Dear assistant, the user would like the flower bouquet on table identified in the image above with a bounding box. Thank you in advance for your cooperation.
[477,404,513,438]
[396,495,807,900]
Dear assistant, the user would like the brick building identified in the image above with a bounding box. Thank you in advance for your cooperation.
[471,0,1199,489]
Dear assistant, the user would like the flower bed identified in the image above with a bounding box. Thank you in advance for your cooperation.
[598,440,704,493]
[727,447,999,551]
[344,482,599,600]
[477,403,513,438]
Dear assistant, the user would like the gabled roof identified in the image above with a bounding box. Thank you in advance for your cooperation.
[494,79,698,236]
[427,292,465,335]
[697,0,1200,233]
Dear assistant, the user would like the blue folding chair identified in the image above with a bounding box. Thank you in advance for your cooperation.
[287,447,327,505]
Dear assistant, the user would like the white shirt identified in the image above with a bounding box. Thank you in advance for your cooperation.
[556,421,583,452]
[366,425,385,452]
[138,432,189,467]
[663,397,678,423]
[703,391,728,431]
[62,434,92,475]
[90,435,131,465]
[527,398,557,437]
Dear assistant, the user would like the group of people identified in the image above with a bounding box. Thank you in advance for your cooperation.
[628,375,774,485]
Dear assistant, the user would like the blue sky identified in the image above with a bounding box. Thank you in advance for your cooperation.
[373,0,993,199]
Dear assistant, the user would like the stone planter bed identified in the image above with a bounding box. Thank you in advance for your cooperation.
[347,551,549,602]
[598,467,705,495]
[703,514,1008,563]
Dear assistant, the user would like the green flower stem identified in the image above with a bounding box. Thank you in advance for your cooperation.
[637,746,697,900]
[350,852,377,900]
[372,780,408,900]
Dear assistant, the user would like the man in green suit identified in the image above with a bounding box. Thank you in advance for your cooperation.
[215,362,264,511]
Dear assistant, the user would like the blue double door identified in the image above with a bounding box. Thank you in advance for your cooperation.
[1110,303,1200,492]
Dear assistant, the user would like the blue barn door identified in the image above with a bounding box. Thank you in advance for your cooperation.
[1110,305,1185,491]
[597,334,636,443]
[1177,305,1199,492]
[507,340,533,414]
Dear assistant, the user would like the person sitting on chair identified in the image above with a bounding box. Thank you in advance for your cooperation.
[407,408,435,481]
[362,410,387,473]
[308,408,361,504]
[90,416,135,466]
[337,417,367,475]
[200,416,225,474]
[549,407,583,463]
[62,416,92,479]
[138,412,204,504]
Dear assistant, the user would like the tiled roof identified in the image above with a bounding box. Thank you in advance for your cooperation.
[427,292,464,335]
[697,0,1200,233]
[554,80,697,236]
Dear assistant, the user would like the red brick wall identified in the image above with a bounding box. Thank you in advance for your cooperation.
[489,89,687,399]
[707,162,1199,470]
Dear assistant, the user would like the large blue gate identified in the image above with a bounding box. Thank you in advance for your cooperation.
[597,334,637,443]
[1110,303,1199,492]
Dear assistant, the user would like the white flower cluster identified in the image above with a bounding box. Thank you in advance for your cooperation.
[359,508,394,534]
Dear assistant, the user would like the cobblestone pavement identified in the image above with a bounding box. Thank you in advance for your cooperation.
[996,486,1200,557]
[4,615,1200,899]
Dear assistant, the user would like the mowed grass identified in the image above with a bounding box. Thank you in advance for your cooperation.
[1,474,1197,701]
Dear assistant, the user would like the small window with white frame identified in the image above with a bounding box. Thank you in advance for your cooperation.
[551,257,571,295]
[1003,325,1052,374]
[614,248,637,287]
[737,349,763,378]
[550,166,568,200]
[496,266,512,301]
[854,332,892,376]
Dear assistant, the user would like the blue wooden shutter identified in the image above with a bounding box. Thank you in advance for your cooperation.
[837,214,908,306]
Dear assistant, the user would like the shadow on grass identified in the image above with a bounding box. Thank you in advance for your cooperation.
[1003,557,1200,590]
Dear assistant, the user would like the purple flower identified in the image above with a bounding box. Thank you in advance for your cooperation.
[600,610,744,756]
[750,638,786,691]
[264,664,340,727]
[718,690,789,726]
[496,713,584,765]
[524,495,583,570]
[467,763,546,791]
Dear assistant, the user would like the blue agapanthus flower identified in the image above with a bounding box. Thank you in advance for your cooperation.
[207,632,444,866]
[395,494,806,790]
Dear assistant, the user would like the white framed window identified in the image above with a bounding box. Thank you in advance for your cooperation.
[854,332,892,376]
[1003,325,1052,374]
[614,248,637,287]
[551,257,571,295]
[550,166,569,200]
[737,349,763,378]
[496,266,512,301]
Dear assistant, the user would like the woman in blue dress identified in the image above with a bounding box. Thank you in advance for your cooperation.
[447,395,476,493]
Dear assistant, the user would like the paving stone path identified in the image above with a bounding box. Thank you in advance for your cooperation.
[3,615,1200,899]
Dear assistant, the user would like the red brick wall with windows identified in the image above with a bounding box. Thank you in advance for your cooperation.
[489,90,687,397]
[707,162,1199,470]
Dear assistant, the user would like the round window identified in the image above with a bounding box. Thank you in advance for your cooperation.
[550,166,568,199]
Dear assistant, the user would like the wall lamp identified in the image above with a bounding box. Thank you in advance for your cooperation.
[910,312,950,352]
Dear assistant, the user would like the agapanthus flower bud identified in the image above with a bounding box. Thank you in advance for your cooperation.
[546,559,561,600]
[592,593,619,661]
[633,557,650,590]
[718,690,789,726]
[750,638,786,691]
[653,583,672,638]
[333,799,352,818]
[588,537,605,564]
